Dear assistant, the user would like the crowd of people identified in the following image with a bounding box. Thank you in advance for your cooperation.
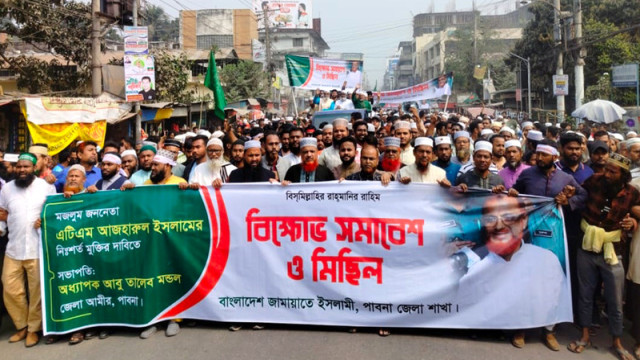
[1,106,640,360]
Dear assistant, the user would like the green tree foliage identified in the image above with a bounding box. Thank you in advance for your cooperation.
[218,60,270,103]
[153,51,193,104]
[144,4,179,43]
[510,0,640,107]
[0,0,92,94]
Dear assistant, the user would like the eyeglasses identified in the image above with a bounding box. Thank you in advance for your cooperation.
[207,149,223,154]
[481,213,525,227]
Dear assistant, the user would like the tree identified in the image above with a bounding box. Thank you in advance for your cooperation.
[219,60,270,103]
[153,51,193,104]
[0,0,93,94]
[143,4,179,43]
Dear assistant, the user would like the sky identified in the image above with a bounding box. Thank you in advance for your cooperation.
[153,0,520,86]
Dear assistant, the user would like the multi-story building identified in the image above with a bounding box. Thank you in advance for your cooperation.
[179,9,258,60]
[394,41,414,89]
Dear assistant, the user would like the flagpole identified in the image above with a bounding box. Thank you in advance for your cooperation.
[444,95,450,114]
[291,87,299,117]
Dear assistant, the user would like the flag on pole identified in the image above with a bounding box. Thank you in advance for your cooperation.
[373,80,378,92]
[204,51,226,119]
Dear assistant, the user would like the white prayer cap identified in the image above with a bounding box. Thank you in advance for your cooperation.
[333,118,349,127]
[410,122,417,129]
[347,123,353,131]
[627,131,637,138]
[480,128,494,137]
[627,138,640,147]
[153,149,177,166]
[185,132,197,138]
[394,121,411,130]
[121,149,137,159]
[244,140,261,150]
[102,153,122,165]
[474,140,493,154]
[459,116,470,124]
[504,140,522,149]
[492,121,503,128]
[367,123,375,132]
[253,133,265,141]
[434,136,452,147]
[357,90,367,96]
[612,133,624,141]
[544,122,552,127]
[68,164,86,176]
[521,121,534,129]
[383,137,401,148]
[536,144,559,156]
[3,153,18,163]
[323,124,333,130]
[300,137,318,149]
[198,129,211,138]
[207,138,223,148]
[527,130,544,141]
[285,116,294,122]
[497,115,504,120]
[500,126,515,135]
[454,131,470,140]
[212,130,225,139]
[414,137,434,148]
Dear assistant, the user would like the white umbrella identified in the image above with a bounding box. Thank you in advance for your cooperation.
[571,99,626,124]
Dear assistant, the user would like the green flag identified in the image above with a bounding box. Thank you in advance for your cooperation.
[204,51,226,119]
[373,80,377,92]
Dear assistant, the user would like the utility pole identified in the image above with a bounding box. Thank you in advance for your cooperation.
[554,0,565,122]
[133,0,142,144]
[91,0,101,96]
[574,0,584,110]
[472,0,477,65]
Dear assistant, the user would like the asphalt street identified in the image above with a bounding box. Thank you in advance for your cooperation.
[0,314,636,360]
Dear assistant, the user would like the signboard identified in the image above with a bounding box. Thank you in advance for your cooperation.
[286,55,363,92]
[376,73,453,104]
[252,39,266,63]
[123,26,149,55]
[41,184,571,334]
[253,0,312,29]
[613,63,639,88]
[553,75,569,96]
[124,55,156,102]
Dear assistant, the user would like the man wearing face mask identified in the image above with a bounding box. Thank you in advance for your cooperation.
[335,90,354,110]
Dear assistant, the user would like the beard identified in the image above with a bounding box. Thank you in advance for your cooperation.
[302,160,319,173]
[101,169,116,181]
[340,156,355,167]
[141,163,152,172]
[537,161,554,171]
[15,173,36,188]
[507,161,521,170]
[208,157,223,172]
[381,158,401,172]
[290,145,300,155]
[456,149,470,161]
[416,161,429,172]
[150,170,166,184]
[63,183,83,194]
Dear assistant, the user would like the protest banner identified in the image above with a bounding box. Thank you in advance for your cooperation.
[41,183,572,334]
[253,0,312,29]
[286,55,363,92]
[377,73,454,105]
[123,26,149,55]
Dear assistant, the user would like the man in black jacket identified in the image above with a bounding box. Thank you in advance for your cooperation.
[284,138,335,183]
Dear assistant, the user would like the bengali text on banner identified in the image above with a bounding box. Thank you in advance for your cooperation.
[40,183,571,334]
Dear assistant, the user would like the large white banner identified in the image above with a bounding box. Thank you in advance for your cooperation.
[286,55,363,92]
[42,183,572,333]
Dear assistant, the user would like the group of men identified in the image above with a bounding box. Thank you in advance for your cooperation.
[1,108,640,360]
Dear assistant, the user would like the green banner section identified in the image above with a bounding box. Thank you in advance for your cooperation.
[285,55,311,87]
[41,186,212,334]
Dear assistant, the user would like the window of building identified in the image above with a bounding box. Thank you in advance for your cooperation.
[196,35,233,50]
[293,38,304,47]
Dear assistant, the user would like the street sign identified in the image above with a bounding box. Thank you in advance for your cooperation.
[612,63,639,88]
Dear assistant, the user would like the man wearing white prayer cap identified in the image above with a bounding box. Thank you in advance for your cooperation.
[394,120,415,165]
[455,140,504,191]
[379,137,405,175]
[627,131,637,139]
[432,135,461,184]
[188,138,237,188]
[500,126,516,141]
[284,137,335,183]
[398,137,448,186]
[120,149,138,179]
[228,140,277,184]
[319,118,349,170]
[498,139,529,189]
[87,152,131,191]
[452,131,473,167]
[480,128,494,140]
